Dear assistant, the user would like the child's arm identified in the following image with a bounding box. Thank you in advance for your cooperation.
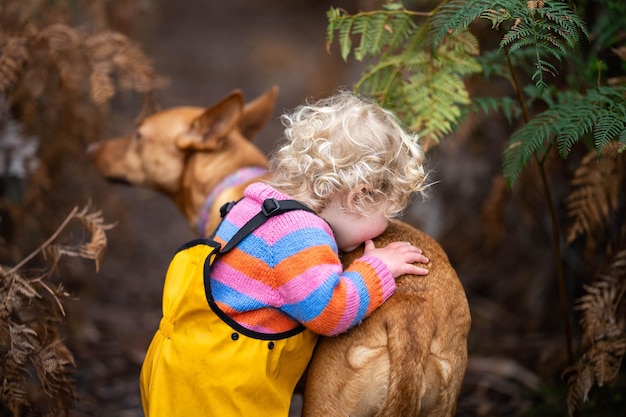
[277,230,416,336]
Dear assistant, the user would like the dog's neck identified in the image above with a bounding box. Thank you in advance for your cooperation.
[196,166,268,236]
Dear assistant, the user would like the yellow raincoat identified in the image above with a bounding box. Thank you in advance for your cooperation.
[140,239,318,417]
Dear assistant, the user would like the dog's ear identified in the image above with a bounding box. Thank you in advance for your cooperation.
[176,91,244,151]
[239,86,279,140]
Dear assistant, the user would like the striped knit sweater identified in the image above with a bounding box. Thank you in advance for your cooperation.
[210,182,396,336]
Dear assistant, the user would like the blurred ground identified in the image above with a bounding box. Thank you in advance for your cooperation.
[50,1,580,416]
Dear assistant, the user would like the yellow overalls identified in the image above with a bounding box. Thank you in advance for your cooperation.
[140,240,318,417]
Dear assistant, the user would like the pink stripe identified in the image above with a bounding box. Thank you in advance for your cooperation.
[359,256,396,300]
[224,201,257,227]
[330,279,360,334]
[211,263,279,306]
[238,322,276,334]
[277,263,342,304]
[226,205,333,244]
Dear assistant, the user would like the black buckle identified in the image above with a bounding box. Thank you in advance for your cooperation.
[220,201,236,218]
[262,198,281,216]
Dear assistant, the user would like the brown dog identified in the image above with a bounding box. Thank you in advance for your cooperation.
[88,87,276,237]
[302,220,470,417]
[88,87,471,416]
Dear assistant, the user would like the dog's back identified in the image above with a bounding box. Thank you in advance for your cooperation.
[302,220,470,417]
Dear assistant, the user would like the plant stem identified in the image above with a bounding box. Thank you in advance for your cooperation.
[8,206,79,274]
[505,53,575,367]
[536,156,575,366]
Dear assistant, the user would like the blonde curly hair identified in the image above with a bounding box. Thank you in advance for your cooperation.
[267,90,427,218]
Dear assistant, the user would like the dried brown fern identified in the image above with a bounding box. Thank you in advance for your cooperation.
[566,142,625,254]
[0,37,29,95]
[564,141,626,414]
[0,204,115,416]
[2,11,159,114]
[566,249,626,415]
[0,0,161,263]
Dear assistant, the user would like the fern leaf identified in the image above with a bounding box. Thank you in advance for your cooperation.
[566,142,625,245]
[0,37,29,94]
[502,28,537,53]
[594,106,626,154]
[503,107,560,185]
[403,68,467,139]
[90,62,116,105]
[498,0,587,94]
[354,13,379,60]
[85,31,155,95]
[329,3,481,144]
[556,102,598,157]
[568,248,626,413]
[357,56,406,97]
[540,0,589,44]
[334,12,355,61]
[326,6,342,50]
[471,96,522,123]
[38,24,81,54]
[328,5,419,62]
[387,12,417,51]
[505,86,626,186]
[429,0,493,45]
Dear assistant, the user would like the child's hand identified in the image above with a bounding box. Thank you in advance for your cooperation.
[363,240,429,278]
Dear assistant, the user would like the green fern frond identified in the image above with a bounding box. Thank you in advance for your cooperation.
[504,86,626,185]
[471,96,521,123]
[502,28,537,54]
[594,106,626,153]
[356,51,415,99]
[326,5,418,62]
[402,68,469,138]
[556,103,598,157]
[498,1,586,94]
[503,107,561,185]
[429,0,588,96]
[438,30,481,73]
[353,14,381,60]
[328,2,481,144]
[429,0,493,45]
[326,6,341,47]
[538,0,589,45]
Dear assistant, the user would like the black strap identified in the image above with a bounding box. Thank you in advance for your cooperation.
[219,198,314,254]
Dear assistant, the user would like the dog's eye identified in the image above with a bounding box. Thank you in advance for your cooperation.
[134,131,143,141]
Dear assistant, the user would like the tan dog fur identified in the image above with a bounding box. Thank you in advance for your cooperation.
[88,87,471,416]
[302,220,470,417]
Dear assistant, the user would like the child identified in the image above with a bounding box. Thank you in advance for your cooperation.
[140,90,430,417]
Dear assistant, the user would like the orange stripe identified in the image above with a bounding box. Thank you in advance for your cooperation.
[304,280,348,334]
[236,310,299,333]
[350,260,385,315]
[274,246,339,283]
[219,248,272,282]
[215,302,298,333]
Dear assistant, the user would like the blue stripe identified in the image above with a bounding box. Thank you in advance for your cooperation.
[214,219,239,242]
[281,277,338,323]
[343,271,371,326]
[281,270,372,325]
